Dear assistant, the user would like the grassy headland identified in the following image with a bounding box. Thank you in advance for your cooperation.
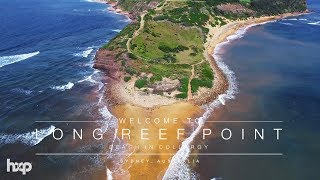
[97,0,306,106]
[94,0,307,179]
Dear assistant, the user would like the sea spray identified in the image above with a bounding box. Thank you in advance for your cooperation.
[0,125,55,147]
[51,82,75,91]
[73,47,94,58]
[107,168,113,180]
[0,51,40,68]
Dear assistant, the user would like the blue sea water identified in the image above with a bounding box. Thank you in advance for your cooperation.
[0,0,128,179]
[198,0,320,179]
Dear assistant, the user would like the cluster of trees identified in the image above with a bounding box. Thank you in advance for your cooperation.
[158,45,189,53]
[250,0,307,15]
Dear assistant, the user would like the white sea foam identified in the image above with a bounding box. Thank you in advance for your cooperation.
[163,21,278,179]
[112,29,121,32]
[78,70,104,91]
[98,106,114,133]
[0,51,40,68]
[107,168,113,180]
[211,178,223,180]
[73,47,94,58]
[78,70,99,84]
[279,22,294,26]
[83,0,101,3]
[120,18,131,23]
[285,18,308,21]
[308,21,320,26]
[51,82,74,91]
[0,125,55,147]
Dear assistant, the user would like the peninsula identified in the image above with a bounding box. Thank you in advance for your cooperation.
[93,0,307,179]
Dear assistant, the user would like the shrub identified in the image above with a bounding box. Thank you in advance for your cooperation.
[124,76,131,82]
[158,45,172,53]
[121,60,126,66]
[176,93,188,99]
[128,53,137,60]
[163,54,177,63]
[135,79,148,89]
[191,78,213,93]
[202,65,214,80]
[130,44,137,50]
[158,45,189,53]
[125,67,137,75]
[153,15,168,21]
[178,77,189,93]
[150,74,163,83]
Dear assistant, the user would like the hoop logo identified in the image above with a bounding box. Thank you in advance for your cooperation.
[6,159,32,175]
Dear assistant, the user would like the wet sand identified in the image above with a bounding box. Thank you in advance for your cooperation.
[110,102,204,179]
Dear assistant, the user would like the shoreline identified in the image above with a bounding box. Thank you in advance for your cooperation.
[197,11,310,105]
[93,2,309,178]
[92,0,133,20]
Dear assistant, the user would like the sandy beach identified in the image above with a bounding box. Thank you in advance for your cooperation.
[108,102,203,179]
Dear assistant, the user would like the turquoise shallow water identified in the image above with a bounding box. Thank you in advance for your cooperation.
[197,0,320,179]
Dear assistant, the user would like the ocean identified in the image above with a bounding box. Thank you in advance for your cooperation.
[197,0,320,179]
[0,0,128,179]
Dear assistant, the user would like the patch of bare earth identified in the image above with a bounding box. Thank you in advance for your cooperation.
[217,3,255,15]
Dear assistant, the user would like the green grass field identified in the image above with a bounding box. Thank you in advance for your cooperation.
[131,20,204,65]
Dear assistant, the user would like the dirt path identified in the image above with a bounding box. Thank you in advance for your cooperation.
[187,65,195,100]
[187,58,205,100]
[155,0,167,11]
[127,13,146,53]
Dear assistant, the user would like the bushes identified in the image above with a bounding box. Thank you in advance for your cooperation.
[128,53,137,60]
[158,45,189,53]
[202,65,214,80]
[125,67,137,75]
[135,79,148,89]
[176,77,189,99]
[150,74,162,83]
[250,0,306,15]
[130,44,137,50]
[158,45,172,53]
[163,54,177,63]
[124,76,131,82]
[176,93,188,99]
[191,78,213,93]
[153,15,168,21]
[178,77,189,93]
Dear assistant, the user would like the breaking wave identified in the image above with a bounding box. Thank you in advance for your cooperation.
[0,125,55,147]
[73,47,94,58]
[78,69,104,91]
[51,82,74,91]
[284,18,308,21]
[279,22,294,26]
[0,51,40,68]
[112,29,121,32]
[308,21,320,26]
